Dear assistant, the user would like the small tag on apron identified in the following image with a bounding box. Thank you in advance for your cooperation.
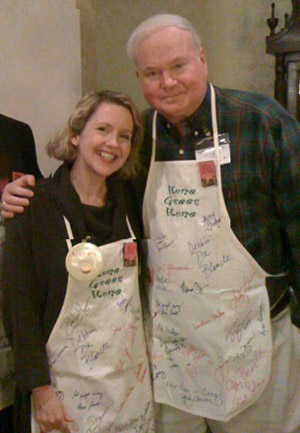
[198,160,217,187]
[195,133,231,165]
[123,242,137,267]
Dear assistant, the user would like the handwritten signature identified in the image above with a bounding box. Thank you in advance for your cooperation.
[200,254,232,278]
[154,233,175,251]
[226,311,252,343]
[61,298,91,336]
[200,212,222,231]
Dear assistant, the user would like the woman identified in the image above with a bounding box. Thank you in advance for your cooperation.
[2,91,154,433]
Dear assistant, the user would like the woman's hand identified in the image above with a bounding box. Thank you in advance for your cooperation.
[32,385,74,433]
[1,175,35,218]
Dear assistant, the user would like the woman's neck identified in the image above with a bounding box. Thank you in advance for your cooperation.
[70,164,107,208]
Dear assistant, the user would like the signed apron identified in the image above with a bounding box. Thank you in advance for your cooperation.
[31,217,154,433]
[0,221,15,410]
[142,85,274,421]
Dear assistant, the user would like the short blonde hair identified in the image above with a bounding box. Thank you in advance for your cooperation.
[47,90,143,179]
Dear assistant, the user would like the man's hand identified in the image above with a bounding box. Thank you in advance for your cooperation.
[32,385,75,433]
[1,174,35,218]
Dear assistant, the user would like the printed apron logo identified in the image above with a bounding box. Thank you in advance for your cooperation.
[163,185,200,218]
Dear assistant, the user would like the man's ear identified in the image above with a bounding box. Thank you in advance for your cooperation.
[199,47,208,77]
[199,47,207,66]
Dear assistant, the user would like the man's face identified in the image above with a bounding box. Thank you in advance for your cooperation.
[134,26,208,125]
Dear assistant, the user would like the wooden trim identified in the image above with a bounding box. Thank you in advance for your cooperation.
[76,0,97,95]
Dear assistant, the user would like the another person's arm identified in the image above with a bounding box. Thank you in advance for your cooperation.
[1,174,36,218]
[20,122,43,180]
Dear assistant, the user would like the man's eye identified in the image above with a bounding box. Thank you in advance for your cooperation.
[98,126,107,133]
[173,63,186,73]
[145,70,159,80]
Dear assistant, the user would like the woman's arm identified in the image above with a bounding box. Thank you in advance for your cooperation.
[2,199,74,431]
[32,385,74,433]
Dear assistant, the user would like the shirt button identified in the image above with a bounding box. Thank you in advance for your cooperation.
[194,130,199,136]
[179,149,184,155]
[167,124,171,129]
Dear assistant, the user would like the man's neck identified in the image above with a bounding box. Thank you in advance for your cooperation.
[173,120,186,137]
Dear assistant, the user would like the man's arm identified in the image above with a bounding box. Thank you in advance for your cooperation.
[1,175,36,218]
[270,106,300,328]
[20,122,43,180]
[2,208,51,393]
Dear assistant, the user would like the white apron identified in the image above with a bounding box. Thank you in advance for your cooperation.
[31,217,154,433]
[0,222,16,410]
[142,85,274,422]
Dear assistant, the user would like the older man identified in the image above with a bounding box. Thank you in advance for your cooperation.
[126,14,300,433]
[2,13,300,433]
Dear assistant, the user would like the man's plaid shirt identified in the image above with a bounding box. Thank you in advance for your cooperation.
[134,84,300,327]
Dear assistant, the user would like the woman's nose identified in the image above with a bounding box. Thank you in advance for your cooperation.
[105,133,118,147]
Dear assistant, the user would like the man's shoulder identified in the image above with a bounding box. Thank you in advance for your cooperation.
[215,86,289,121]
[0,113,31,133]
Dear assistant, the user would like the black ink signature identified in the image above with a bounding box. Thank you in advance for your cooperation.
[226,311,252,343]
[61,298,91,336]
[155,233,175,251]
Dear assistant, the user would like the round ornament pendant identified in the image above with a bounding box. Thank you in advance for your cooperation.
[66,242,104,281]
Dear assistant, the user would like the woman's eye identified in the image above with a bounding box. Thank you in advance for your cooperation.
[98,126,107,134]
[120,134,131,142]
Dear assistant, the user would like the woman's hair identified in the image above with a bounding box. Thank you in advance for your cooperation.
[126,13,201,60]
[47,90,143,179]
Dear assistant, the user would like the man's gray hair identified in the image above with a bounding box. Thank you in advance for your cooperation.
[126,13,201,60]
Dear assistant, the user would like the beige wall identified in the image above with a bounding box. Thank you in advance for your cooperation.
[0,0,82,176]
[0,0,292,176]
[93,0,291,111]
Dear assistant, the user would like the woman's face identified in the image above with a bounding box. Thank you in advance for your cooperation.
[71,102,133,180]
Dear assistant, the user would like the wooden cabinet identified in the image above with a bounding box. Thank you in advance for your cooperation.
[266,0,300,121]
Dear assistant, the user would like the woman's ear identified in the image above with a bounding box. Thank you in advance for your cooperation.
[71,135,79,147]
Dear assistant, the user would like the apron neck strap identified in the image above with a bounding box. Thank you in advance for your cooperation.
[210,83,221,177]
[209,83,231,226]
[63,215,136,251]
[151,111,158,162]
[63,216,73,251]
[126,215,135,239]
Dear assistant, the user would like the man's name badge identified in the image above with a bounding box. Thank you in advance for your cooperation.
[198,160,217,187]
[66,242,104,281]
[195,133,231,165]
[123,242,137,267]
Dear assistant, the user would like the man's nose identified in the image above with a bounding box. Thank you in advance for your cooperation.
[161,71,177,87]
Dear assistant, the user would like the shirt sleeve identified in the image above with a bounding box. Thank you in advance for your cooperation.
[20,123,43,179]
[2,209,51,394]
[269,104,300,327]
